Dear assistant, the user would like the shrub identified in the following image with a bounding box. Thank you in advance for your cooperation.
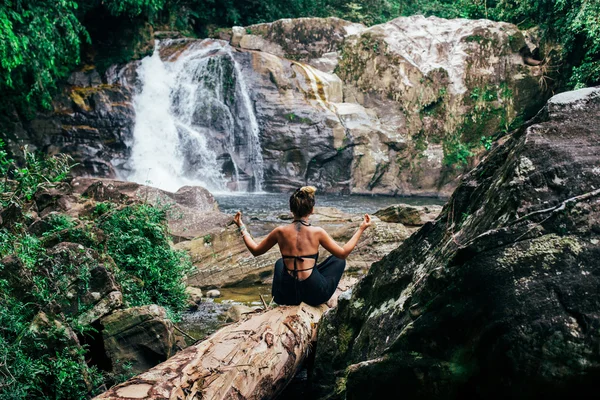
[99,203,193,318]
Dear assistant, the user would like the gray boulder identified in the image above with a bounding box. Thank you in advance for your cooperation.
[374,204,442,225]
[101,305,183,376]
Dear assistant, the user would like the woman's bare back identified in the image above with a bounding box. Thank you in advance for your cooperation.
[277,222,321,280]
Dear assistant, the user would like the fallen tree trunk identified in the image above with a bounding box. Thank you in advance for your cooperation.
[93,278,356,400]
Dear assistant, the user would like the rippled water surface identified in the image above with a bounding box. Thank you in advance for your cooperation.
[214,193,446,220]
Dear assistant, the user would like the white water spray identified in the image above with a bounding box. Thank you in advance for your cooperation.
[125,40,265,193]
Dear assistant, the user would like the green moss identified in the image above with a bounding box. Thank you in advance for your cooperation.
[284,112,313,124]
[338,324,354,355]
[334,375,347,396]
[499,234,583,270]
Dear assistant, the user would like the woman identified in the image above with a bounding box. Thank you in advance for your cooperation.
[233,186,372,306]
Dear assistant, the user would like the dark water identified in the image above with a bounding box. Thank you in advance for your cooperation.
[214,192,446,220]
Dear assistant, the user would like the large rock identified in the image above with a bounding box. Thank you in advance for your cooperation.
[179,207,411,288]
[71,177,230,238]
[311,88,600,399]
[177,226,281,288]
[374,203,442,225]
[222,16,547,196]
[337,15,546,196]
[100,305,183,376]
[232,17,365,73]
[3,72,135,178]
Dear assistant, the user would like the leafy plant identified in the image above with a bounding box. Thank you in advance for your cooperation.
[443,135,473,167]
[99,204,194,317]
[481,135,494,151]
[0,140,73,208]
[0,142,194,397]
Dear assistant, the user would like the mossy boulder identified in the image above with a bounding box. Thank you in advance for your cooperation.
[100,305,184,376]
[374,204,442,226]
[232,17,365,72]
[311,88,600,399]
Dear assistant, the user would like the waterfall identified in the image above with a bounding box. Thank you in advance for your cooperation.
[232,60,264,192]
[124,39,265,193]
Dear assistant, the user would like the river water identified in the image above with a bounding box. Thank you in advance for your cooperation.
[214,192,446,221]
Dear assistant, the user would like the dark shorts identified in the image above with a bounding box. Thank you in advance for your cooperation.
[272,255,346,307]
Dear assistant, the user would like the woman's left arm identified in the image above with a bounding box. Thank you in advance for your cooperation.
[234,211,279,257]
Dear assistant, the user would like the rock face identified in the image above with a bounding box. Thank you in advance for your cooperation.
[71,177,230,238]
[228,15,546,196]
[311,88,600,399]
[3,69,135,178]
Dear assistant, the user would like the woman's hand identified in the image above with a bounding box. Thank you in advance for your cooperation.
[234,211,243,227]
[360,214,373,230]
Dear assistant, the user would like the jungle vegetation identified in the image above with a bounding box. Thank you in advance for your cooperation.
[0,0,598,115]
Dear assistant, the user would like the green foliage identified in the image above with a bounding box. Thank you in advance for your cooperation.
[443,134,473,168]
[102,0,167,18]
[93,201,114,216]
[481,135,493,151]
[46,214,77,232]
[0,0,87,113]
[0,0,167,114]
[99,204,193,317]
[0,140,73,208]
[0,142,193,397]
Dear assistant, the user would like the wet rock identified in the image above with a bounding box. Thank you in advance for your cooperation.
[101,304,181,376]
[312,88,600,399]
[68,69,103,87]
[374,204,442,225]
[206,289,222,298]
[186,286,203,309]
[224,304,257,322]
[4,72,134,178]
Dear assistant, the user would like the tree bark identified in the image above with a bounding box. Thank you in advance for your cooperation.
[93,302,331,399]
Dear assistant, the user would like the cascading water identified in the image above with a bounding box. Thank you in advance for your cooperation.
[124,39,265,193]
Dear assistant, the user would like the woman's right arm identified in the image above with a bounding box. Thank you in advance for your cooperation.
[234,211,279,257]
[318,214,372,259]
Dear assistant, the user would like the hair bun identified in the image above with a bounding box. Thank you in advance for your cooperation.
[299,186,317,196]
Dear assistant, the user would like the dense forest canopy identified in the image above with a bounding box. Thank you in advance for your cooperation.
[0,0,599,114]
